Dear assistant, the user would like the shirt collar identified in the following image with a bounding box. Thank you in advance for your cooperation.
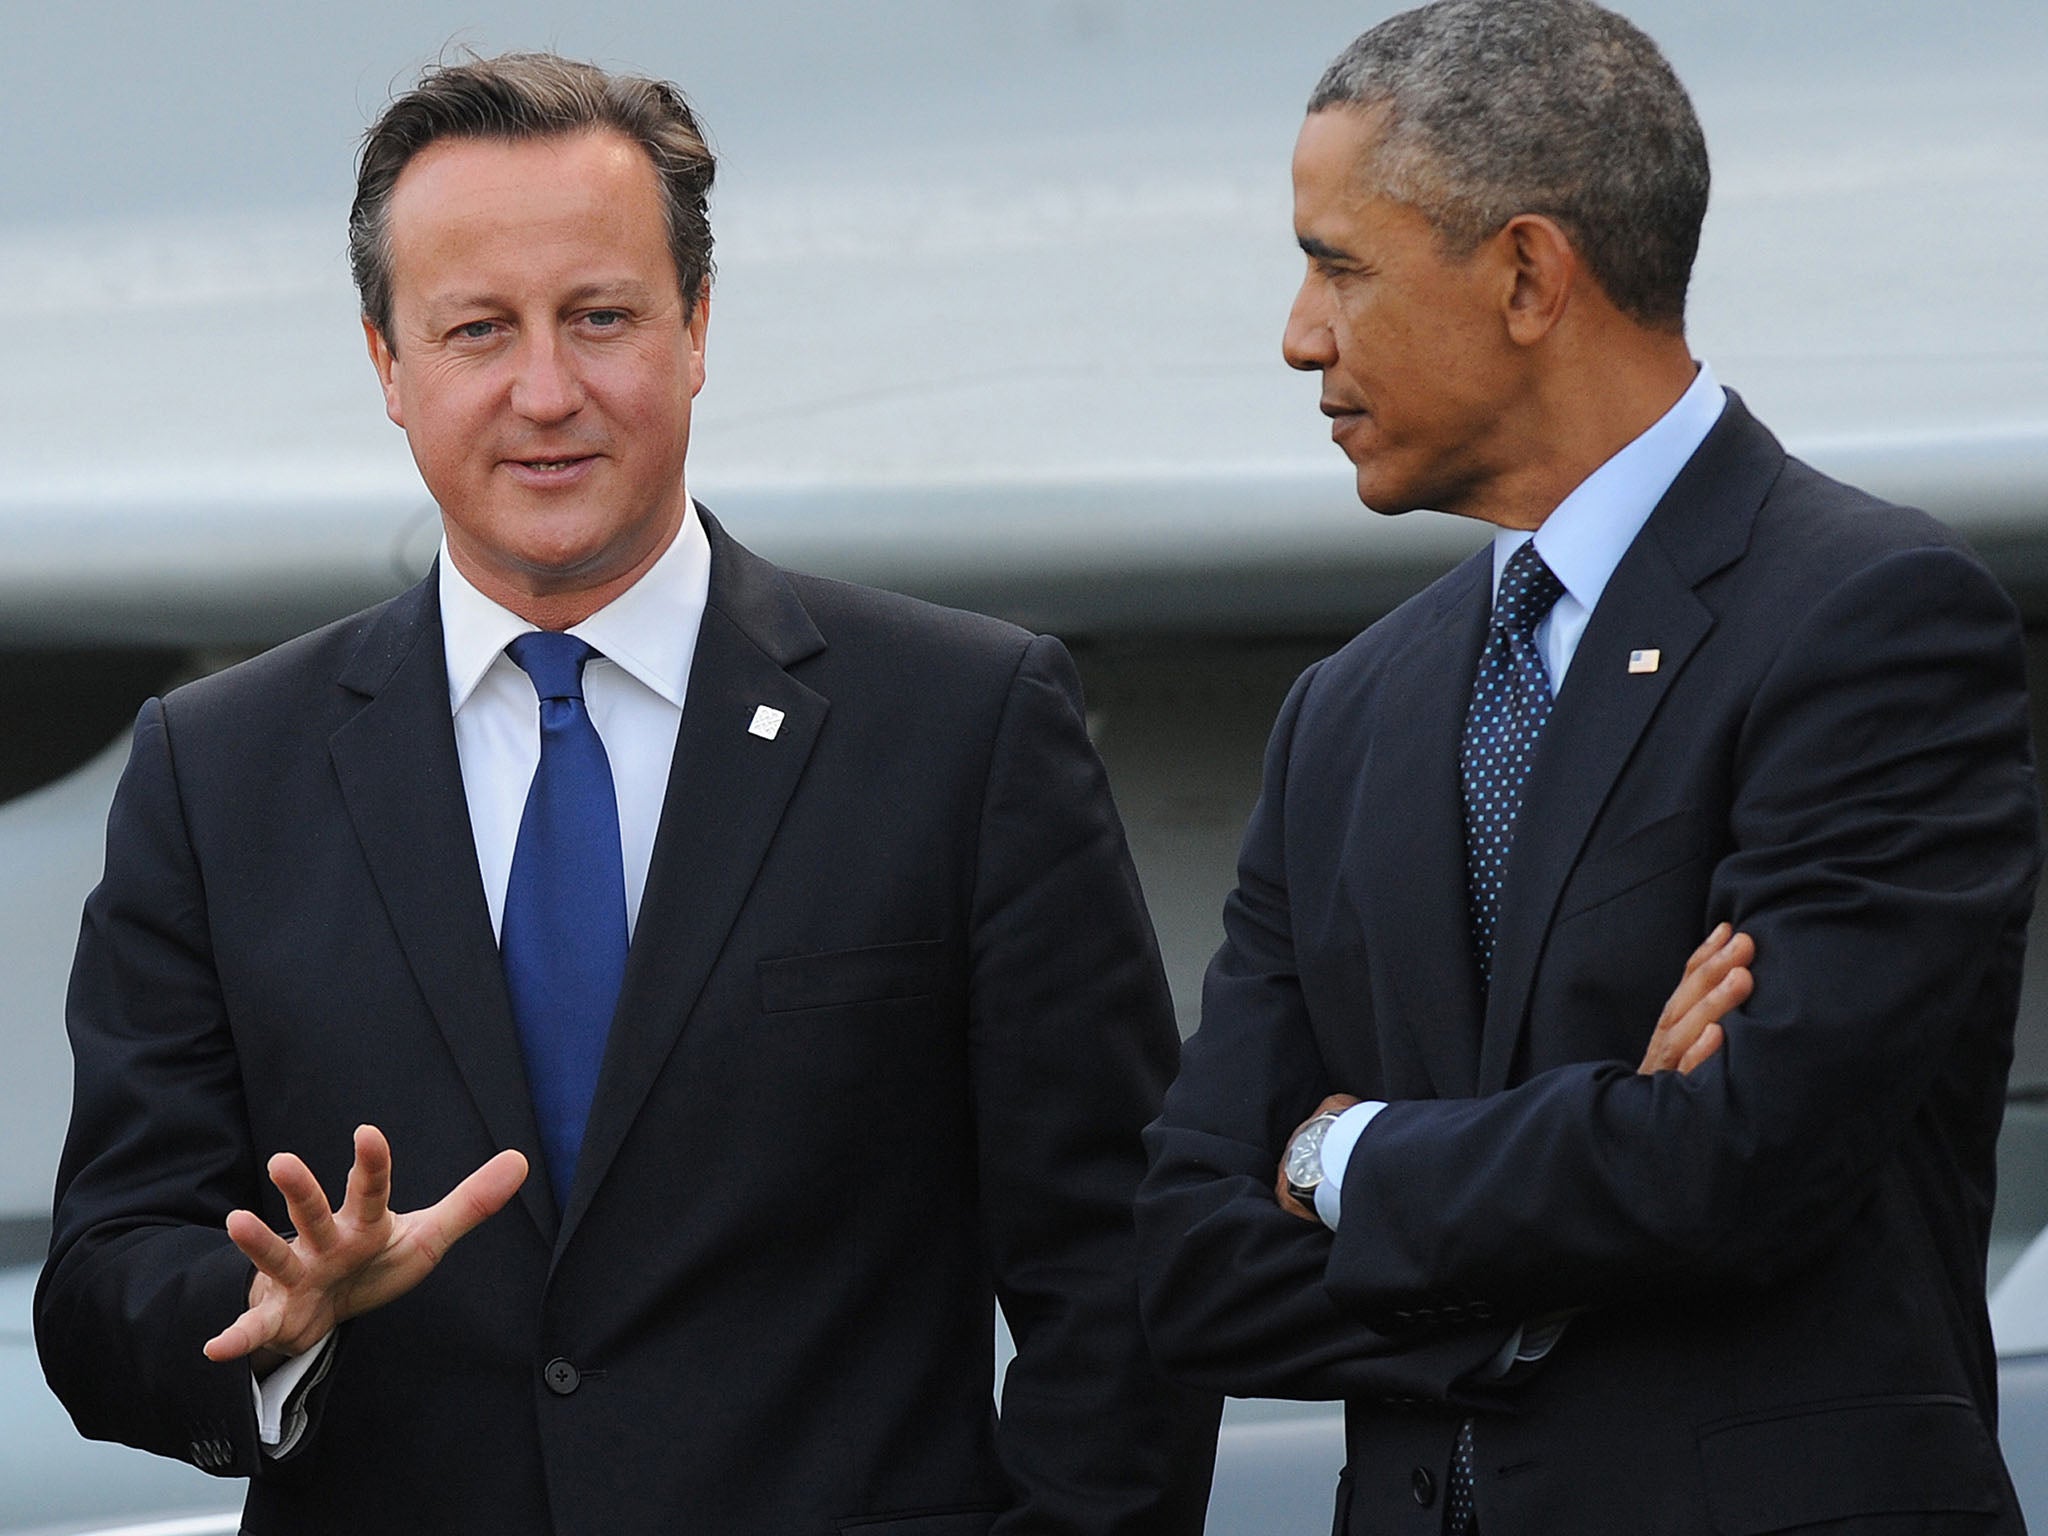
[440,498,712,714]
[1493,361,1726,607]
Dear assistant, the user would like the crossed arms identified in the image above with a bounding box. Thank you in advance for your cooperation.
[1135,542,2041,1403]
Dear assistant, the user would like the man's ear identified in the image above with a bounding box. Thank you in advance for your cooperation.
[363,317,404,428]
[686,278,711,399]
[1497,213,1578,346]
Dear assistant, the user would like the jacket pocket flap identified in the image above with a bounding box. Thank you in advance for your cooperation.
[758,939,948,1014]
[1698,1394,2003,1534]
[838,1506,1002,1536]
[1558,809,1711,919]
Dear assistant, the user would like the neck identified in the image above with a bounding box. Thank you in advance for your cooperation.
[1467,327,1698,533]
[448,511,685,631]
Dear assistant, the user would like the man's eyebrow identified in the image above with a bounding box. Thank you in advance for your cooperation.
[420,291,506,317]
[1297,235,1354,263]
[562,279,656,306]
[416,280,658,319]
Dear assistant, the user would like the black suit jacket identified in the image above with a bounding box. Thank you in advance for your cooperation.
[1137,397,2041,1534]
[39,509,1217,1536]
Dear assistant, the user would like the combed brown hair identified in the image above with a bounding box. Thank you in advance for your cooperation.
[350,52,716,342]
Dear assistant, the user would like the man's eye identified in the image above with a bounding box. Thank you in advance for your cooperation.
[585,309,627,328]
[454,321,497,340]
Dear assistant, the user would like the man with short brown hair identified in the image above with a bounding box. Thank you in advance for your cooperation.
[40,52,1216,1536]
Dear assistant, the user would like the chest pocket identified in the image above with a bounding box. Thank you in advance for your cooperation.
[1557,808,1715,922]
[757,938,949,1015]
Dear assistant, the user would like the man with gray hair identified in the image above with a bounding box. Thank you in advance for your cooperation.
[1139,1,2037,1531]
[38,50,1217,1536]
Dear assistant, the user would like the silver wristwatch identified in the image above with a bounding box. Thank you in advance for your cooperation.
[1284,1110,1344,1206]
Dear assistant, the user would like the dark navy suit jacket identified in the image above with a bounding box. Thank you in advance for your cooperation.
[1139,397,2041,1535]
[40,510,1218,1536]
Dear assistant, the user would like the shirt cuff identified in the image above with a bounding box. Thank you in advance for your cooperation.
[251,1331,336,1455]
[1516,1313,1572,1360]
[1483,1312,1575,1379]
[1312,1100,1387,1231]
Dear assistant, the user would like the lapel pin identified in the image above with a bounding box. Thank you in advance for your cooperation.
[748,705,785,741]
[1627,649,1661,675]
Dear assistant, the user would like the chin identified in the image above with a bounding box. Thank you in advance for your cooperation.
[1353,471,1426,518]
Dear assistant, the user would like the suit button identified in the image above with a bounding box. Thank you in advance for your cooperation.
[543,1357,581,1395]
[1412,1467,1437,1507]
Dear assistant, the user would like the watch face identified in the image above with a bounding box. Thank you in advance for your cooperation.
[1286,1123,1326,1188]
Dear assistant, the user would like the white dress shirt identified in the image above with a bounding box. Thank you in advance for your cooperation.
[441,503,711,939]
[256,501,711,1449]
[1314,364,1727,1232]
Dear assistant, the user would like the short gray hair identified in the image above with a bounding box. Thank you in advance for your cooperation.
[351,52,716,345]
[1310,0,1708,330]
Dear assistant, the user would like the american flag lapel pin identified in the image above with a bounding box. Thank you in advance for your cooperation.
[748,705,785,740]
[1627,649,1661,675]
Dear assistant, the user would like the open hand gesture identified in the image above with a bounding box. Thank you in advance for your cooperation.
[203,1124,527,1371]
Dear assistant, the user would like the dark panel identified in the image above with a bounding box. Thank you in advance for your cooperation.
[2,649,187,807]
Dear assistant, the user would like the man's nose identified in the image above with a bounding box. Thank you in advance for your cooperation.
[510,332,585,421]
[1282,280,1334,372]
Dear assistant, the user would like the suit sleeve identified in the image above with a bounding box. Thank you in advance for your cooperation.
[966,635,1220,1536]
[34,700,281,1479]
[1324,543,2041,1320]
[1135,662,1520,1404]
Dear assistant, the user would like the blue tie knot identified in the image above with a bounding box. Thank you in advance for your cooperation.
[1494,542,1566,633]
[508,632,598,702]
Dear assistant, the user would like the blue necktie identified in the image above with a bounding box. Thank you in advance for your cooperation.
[501,632,628,1207]
[1446,1419,1480,1536]
[1460,541,1566,989]
[1449,544,1562,1534]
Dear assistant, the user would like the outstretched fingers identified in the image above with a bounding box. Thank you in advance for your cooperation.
[223,1206,305,1287]
[409,1150,529,1267]
[201,1135,531,1362]
[341,1123,394,1229]
[267,1150,338,1253]
[203,1304,275,1363]
[204,1214,293,1363]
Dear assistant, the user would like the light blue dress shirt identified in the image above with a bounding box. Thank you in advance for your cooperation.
[1312,362,1727,1231]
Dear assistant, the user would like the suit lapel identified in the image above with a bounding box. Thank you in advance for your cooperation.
[1476,542,1712,1090]
[1349,554,1490,1097]
[557,510,827,1247]
[328,576,557,1241]
[1477,395,1781,1092]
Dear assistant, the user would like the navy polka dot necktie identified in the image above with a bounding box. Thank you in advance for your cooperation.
[1460,541,1566,989]
[501,632,629,1208]
[1446,1418,1479,1536]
